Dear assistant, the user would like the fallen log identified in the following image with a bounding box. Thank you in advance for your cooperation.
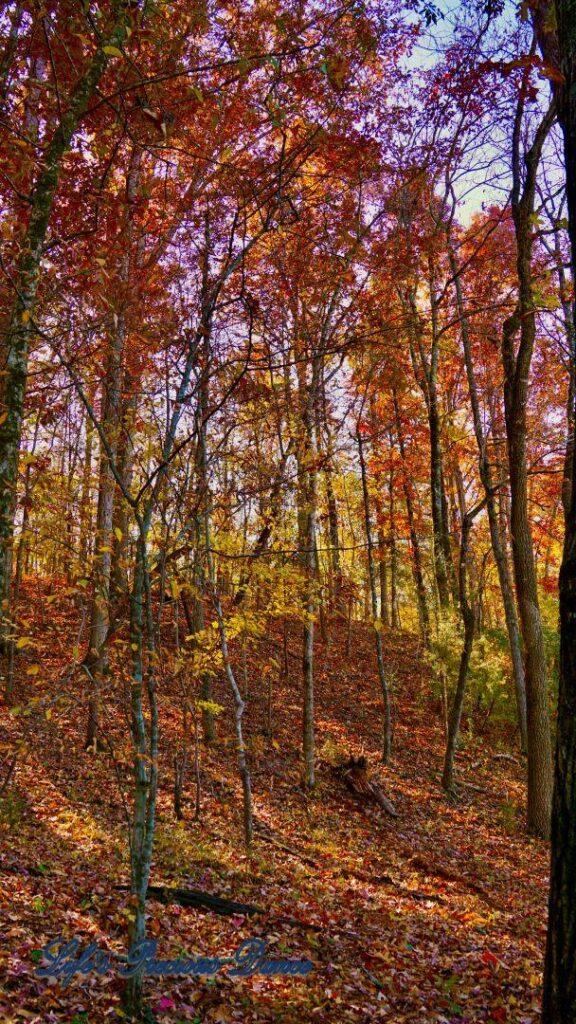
[330,756,398,817]
[114,884,262,916]
[113,884,322,932]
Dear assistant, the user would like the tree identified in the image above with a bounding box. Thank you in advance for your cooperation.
[501,83,555,838]
[533,0,576,1016]
[0,1,134,640]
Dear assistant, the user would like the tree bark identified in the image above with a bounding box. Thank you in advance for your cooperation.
[442,502,484,792]
[357,429,392,763]
[0,4,132,639]
[388,452,400,630]
[403,286,454,608]
[536,2,576,1017]
[84,145,141,748]
[446,233,528,750]
[393,391,430,642]
[502,92,555,838]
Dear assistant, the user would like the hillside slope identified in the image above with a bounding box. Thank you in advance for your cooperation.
[0,582,548,1023]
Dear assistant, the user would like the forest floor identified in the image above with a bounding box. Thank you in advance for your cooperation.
[0,580,549,1024]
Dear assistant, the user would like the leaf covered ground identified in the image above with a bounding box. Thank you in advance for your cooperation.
[0,582,548,1023]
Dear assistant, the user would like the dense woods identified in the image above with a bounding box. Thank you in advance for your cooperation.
[1,1,576,1021]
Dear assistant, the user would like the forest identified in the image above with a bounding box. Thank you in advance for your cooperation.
[1,0,576,1021]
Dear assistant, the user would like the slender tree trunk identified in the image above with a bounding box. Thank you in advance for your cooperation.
[297,360,319,790]
[376,523,390,627]
[84,325,125,748]
[5,418,38,698]
[319,389,342,612]
[84,145,141,748]
[357,430,392,763]
[428,261,457,606]
[122,525,158,1021]
[442,502,483,792]
[200,420,253,847]
[393,392,430,642]
[79,403,95,568]
[301,456,317,789]
[110,385,138,606]
[403,286,454,608]
[388,453,401,630]
[446,235,528,750]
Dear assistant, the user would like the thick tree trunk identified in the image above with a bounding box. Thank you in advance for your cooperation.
[0,6,131,638]
[502,96,555,838]
[0,3,23,104]
[538,3,576,1018]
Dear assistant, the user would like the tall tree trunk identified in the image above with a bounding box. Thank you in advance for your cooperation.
[296,356,319,790]
[84,145,141,748]
[203,479,253,848]
[442,500,484,792]
[0,2,23,104]
[122,523,158,1021]
[0,5,131,639]
[393,392,430,642]
[319,390,343,612]
[79,403,95,568]
[388,452,400,630]
[84,324,125,748]
[428,260,458,606]
[551,219,576,527]
[502,93,555,838]
[110,384,138,607]
[357,430,392,763]
[376,522,390,627]
[537,4,576,1018]
[446,234,528,750]
[301,437,317,789]
[403,286,454,608]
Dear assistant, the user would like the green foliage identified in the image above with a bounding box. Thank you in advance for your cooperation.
[0,790,26,828]
[426,615,515,733]
[32,896,53,913]
[196,699,224,717]
[499,797,520,834]
[426,614,464,709]
[318,736,349,765]
[154,821,228,874]
[540,591,560,688]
